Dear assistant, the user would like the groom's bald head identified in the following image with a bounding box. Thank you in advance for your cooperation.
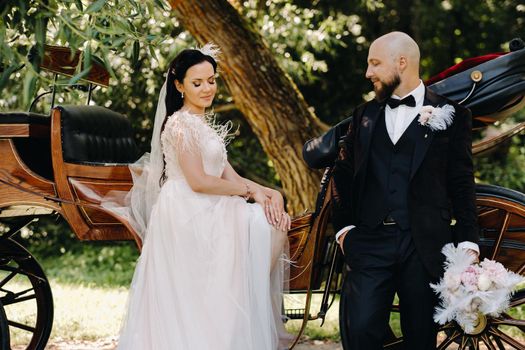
[366,31,421,100]
[370,31,420,74]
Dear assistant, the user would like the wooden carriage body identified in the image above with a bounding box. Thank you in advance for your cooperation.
[0,108,140,244]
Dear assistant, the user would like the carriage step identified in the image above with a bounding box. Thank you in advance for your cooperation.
[285,308,310,320]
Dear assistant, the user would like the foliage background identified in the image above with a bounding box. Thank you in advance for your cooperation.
[0,0,524,286]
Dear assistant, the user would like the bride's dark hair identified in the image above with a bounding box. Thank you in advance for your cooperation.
[165,50,217,117]
[159,49,218,185]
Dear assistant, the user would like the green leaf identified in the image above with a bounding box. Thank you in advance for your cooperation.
[74,0,84,11]
[131,40,140,66]
[23,71,37,110]
[99,48,116,80]
[34,17,45,68]
[153,0,166,11]
[83,44,91,71]
[94,23,125,36]
[0,63,20,92]
[110,35,127,47]
[127,19,137,33]
[85,0,107,14]
[68,66,92,85]
[148,45,158,62]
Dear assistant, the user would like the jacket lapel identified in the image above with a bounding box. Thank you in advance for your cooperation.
[410,88,446,180]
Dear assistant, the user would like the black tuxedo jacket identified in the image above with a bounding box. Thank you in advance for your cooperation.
[332,88,479,279]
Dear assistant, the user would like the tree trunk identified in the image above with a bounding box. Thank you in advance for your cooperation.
[169,0,327,214]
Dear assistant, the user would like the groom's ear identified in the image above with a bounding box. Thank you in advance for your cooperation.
[398,55,408,73]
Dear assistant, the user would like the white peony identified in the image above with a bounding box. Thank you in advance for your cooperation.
[477,274,492,291]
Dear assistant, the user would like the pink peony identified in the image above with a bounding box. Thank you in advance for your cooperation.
[461,266,480,291]
[479,259,508,286]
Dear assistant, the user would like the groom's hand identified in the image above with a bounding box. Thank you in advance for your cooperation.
[466,248,480,263]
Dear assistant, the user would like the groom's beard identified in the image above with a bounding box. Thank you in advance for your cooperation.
[374,73,401,102]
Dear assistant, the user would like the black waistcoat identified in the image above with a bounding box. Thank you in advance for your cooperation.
[359,111,419,230]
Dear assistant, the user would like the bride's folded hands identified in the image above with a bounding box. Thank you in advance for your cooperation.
[220,160,290,230]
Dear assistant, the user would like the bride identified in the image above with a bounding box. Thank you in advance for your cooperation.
[112,44,291,349]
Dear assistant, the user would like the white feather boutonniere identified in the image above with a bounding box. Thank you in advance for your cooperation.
[418,104,455,131]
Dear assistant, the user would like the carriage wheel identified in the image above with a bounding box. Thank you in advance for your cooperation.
[0,237,53,350]
[0,300,10,350]
[344,184,525,349]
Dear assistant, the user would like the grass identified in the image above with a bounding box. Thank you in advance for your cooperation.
[8,281,128,346]
[6,281,525,347]
[284,293,341,341]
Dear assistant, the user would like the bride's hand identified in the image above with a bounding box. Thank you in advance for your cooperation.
[252,187,267,206]
[276,211,291,231]
[265,190,290,231]
[266,190,284,225]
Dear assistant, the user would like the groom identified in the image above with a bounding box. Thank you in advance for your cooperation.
[332,32,479,349]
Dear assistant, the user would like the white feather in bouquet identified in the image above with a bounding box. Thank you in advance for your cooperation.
[430,243,523,333]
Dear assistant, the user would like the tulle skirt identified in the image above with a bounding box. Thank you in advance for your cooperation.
[116,179,289,350]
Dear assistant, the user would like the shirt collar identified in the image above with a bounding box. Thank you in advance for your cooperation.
[391,80,425,105]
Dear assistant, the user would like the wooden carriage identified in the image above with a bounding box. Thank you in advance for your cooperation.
[0,42,524,350]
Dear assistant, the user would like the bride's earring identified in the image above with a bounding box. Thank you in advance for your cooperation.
[181,91,184,99]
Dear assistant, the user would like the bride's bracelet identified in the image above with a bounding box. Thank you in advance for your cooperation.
[242,183,252,201]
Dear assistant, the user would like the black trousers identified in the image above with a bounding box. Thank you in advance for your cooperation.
[339,225,438,350]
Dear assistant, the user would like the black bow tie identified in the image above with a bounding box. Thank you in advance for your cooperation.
[386,95,416,109]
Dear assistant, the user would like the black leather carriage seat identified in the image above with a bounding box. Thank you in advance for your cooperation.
[56,105,140,164]
[0,112,50,125]
[0,112,53,180]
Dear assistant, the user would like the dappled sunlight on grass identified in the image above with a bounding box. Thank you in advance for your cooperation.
[6,282,524,346]
[284,293,341,341]
[9,281,128,346]
[50,281,127,342]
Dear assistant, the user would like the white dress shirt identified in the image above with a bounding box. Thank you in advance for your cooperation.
[386,81,425,144]
[335,81,479,255]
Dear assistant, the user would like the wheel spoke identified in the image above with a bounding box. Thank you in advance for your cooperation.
[481,333,498,350]
[509,295,525,308]
[438,322,457,331]
[470,337,480,350]
[437,330,462,349]
[458,335,470,349]
[478,207,499,218]
[0,264,47,283]
[489,326,525,349]
[517,262,525,275]
[492,335,506,350]
[492,317,525,328]
[2,293,36,306]
[0,271,17,289]
[490,212,511,260]
[383,338,404,349]
[7,319,35,333]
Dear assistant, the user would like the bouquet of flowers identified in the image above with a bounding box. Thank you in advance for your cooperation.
[431,243,523,333]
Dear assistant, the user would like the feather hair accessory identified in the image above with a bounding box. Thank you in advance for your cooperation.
[194,42,221,62]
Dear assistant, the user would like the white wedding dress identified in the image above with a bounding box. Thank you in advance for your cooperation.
[116,110,290,350]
